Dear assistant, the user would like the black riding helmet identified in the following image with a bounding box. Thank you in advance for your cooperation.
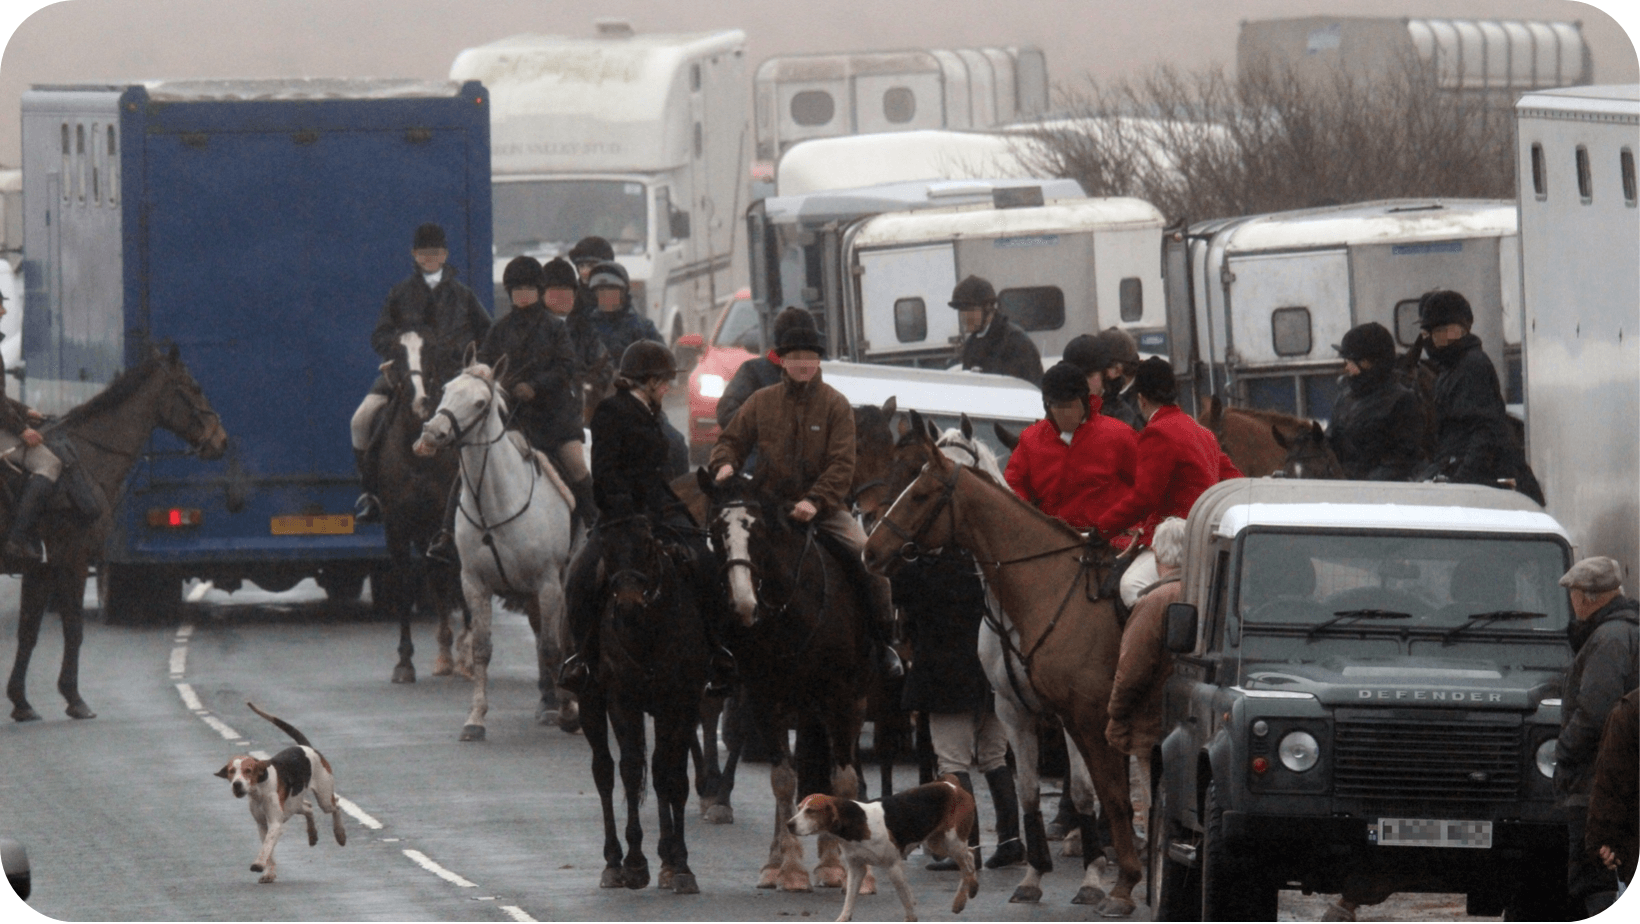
[771,306,816,343]
[774,324,826,357]
[1132,357,1178,404]
[541,256,578,289]
[1334,322,1396,365]
[586,260,630,291]
[1041,361,1091,408]
[501,255,544,291]
[618,340,676,382]
[1418,290,1473,330]
[569,235,615,266]
[948,275,997,309]
[1062,334,1109,375]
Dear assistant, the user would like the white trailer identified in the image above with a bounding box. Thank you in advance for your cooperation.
[450,23,748,341]
[775,129,1036,198]
[1515,84,1640,575]
[1164,199,1523,420]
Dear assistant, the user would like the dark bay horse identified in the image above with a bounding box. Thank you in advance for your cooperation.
[863,411,1142,918]
[375,330,468,686]
[6,346,228,721]
[700,469,877,893]
[1198,396,1316,477]
[579,514,710,894]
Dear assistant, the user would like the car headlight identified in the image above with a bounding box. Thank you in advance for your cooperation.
[1278,730,1320,772]
[698,373,727,398]
[1536,738,1557,778]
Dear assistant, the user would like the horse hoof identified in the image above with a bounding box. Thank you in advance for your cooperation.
[757,866,780,889]
[1095,896,1137,918]
[65,701,96,720]
[658,868,675,890]
[535,703,554,725]
[780,869,813,892]
[1071,885,1108,905]
[703,804,734,825]
[599,868,624,889]
[859,871,877,895]
[432,655,454,677]
[459,724,486,741]
[557,714,582,735]
[391,664,415,684]
[623,864,649,890]
[1010,886,1043,904]
[672,872,699,895]
[10,706,41,722]
[815,864,846,889]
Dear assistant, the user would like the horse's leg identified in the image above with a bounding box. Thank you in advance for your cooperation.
[752,700,807,891]
[389,559,417,683]
[1067,721,1141,917]
[458,571,490,741]
[655,709,698,894]
[994,693,1050,902]
[582,689,626,888]
[696,692,733,823]
[614,702,649,890]
[432,566,456,677]
[540,575,578,734]
[712,694,745,825]
[55,566,96,719]
[6,569,50,721]
[815,702,866,891]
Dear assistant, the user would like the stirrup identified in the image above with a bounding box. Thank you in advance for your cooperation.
[558,654,591,693]
[425,531,458,565]
[878,645,904,680]
[354,493,382,524]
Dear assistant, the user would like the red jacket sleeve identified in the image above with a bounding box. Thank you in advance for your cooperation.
[1097,426,1173,537]
[1004,427,1038,505]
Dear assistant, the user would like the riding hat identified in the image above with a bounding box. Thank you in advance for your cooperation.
[948,275,997,309]
[772,306,816,343]
[618,340,677,381]
[1132,356,1178,404]
[774,324,826,357]
[569,235,615,266]
[413,222,447,250]
[586,260,630,291]
[541,257,578,290]
[501,255,544,291]
[1334,322,1396,364]
[1417,290,1473,330]
[1041,362,1092,406]
[1094,327,1140,366]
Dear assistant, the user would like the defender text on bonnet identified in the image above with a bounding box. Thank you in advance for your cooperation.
[1149,480,1572,921]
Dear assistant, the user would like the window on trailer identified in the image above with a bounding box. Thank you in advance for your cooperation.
[998,286,1065,331]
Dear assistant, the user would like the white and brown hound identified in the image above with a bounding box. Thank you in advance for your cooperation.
[215,702,346,883]
[788,778,978,922]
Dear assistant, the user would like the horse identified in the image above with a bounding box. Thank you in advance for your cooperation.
[6,345,229,721]
[578,514,711,895]
[1273,420,1345,479]
[373,329,467,685]
[699,467,877,893]
[413,359,577,741]
[1198,396,1316,477]
[863,411,1142,918]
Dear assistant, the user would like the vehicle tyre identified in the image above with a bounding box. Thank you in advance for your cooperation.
[1502,857,1568,920]
[100,565,179,627]
[1201,780,1278,920]
[1148,769,1201,921]
[317,568,366,602]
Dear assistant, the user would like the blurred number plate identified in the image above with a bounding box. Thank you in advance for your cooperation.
[1374,818,1491,848]
[271,515,355,536]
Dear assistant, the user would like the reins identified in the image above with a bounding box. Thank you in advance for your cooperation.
[443,375,538,594]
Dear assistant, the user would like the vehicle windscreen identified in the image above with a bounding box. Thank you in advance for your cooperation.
[715,299,763,352]
[1236,530,1570,636]
[493,180,648,256]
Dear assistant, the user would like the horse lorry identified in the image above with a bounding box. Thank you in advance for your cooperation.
[18,78,492,621]
[1148,478,1576,921]
[450,22,747,343]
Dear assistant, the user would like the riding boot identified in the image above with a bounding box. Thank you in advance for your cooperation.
[984,765,1026,868]
[3,474,54,563]
[353,449,382,524]
[928,772,979,870]
[860,567,904,680]
[425,480,461,565]
[569,476,598,534]
[557,537,603,694]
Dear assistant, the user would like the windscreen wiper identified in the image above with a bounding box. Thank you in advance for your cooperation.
[1442,610,1545,643]
[1306,609,1411,639]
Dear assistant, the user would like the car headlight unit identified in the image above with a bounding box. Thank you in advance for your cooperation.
[1536,738,1557,779]
[1278,730,1320,772]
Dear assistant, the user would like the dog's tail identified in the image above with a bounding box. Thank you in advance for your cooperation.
[247,702,313,749]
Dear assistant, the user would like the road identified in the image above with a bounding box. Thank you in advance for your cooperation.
[2,576,1497,922]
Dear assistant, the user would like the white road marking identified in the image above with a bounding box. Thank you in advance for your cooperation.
[336,795,382,830]
[175,683,203,712]
[402,849,477,887]
[201,715,241,740]
[174,624,195,641]
[500,905,536,922]
[168,646,187,676]
[185,580,214,603]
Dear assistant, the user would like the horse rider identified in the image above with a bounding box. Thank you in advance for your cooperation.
[1325,321,1426,481]
[1004,361,1138,542]
[708,323,904,679]
[715,307,816,429]
[1415,289,1544,503]
[568,235,615,308]
[950,275,1043,387]
[352,222,491,523]
[558,341,736,694]
[0,289,61,562]
[580,259,689,477]
[1063,329,1145,432]
[540,256,612,423]
[424,257,596,563]
[1095,357,1242,606]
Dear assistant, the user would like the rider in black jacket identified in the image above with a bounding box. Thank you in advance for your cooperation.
[1325,322,1426,481]
[951,275,1043,387]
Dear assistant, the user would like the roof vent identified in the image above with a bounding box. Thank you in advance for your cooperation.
[994,185,1045,209]
[1386,203,1445,213]
[595,20,635,38]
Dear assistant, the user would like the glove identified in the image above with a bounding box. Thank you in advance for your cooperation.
[511,382,536,402]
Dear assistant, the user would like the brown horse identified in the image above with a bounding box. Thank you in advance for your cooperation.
[863,411,1141,918]
[1198,396,1315,477]
[1273,420,1346,479]
[6,346,228,721]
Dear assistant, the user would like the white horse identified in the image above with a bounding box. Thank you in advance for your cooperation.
[414,360,577,741]
[933,419,1103,906]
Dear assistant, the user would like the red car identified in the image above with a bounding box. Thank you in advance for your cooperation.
[679,288,761,458]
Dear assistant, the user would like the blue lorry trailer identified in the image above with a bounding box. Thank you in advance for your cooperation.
[18,79,491,620]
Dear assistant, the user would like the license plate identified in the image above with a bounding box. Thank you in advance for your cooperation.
[1373,818,1492,848]
[270,514,355,536]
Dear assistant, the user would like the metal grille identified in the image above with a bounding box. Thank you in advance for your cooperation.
[1334,721,1522,807]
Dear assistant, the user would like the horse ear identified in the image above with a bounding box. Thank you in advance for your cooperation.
[493,353,510,384]
[993,421,1020,451]
[1310,420,1325,441]
[960,413,974,440]
[1206,395,1224,431]
[1271,424,1290,450]
[896,413,910,437]
[695,465,715,496]
[881,396,896,418]
[463,341,477,369]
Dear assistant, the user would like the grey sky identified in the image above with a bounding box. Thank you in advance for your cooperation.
[0,0,1634,166]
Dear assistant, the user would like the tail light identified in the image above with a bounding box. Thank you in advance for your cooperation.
[148,507,203,528]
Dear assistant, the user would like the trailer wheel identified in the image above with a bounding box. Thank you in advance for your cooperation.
[100,565,179,627]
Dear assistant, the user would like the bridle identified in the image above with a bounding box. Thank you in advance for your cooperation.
[435,373,536,591]
[714,496,828,628]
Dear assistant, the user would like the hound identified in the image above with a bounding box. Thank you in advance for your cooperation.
[215,702,346,883]
[788,778,979,922]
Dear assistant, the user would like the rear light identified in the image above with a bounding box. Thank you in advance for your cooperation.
[148,507,203,528]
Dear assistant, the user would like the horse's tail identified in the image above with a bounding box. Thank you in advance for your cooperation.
[246,702,313,749]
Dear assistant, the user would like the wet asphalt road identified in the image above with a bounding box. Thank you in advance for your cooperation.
[1,570,1503,923]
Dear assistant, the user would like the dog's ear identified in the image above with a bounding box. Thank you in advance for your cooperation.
[253,760,271,784]
[833,799,870,842]
[215,762,235,779]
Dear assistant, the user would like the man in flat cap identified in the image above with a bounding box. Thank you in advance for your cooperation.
[1555,556,1637,917]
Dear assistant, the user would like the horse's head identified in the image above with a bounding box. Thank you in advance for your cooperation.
[154,346,229,460]
[863,409,962,576]
[847,397,897,525]
[937,414,1004,481]
[860,406,938,529]
[700,466,768,627]
[413,363,502,456]
[1273,420,1344,479]
[600,515,666,621]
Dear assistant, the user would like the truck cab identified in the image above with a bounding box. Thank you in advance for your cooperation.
[1150,479,1572,921]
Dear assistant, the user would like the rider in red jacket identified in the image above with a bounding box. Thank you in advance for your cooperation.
[1005,362,1138,544]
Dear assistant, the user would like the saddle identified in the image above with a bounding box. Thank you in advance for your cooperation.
[0,432,106,528]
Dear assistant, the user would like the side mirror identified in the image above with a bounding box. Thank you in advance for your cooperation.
[670,208,692,241]
[1165,602,1199,654]
[673,332,704,369]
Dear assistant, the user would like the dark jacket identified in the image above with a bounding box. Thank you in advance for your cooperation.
[589,389,684,523]
[371,264,491,360]
[1325,363,1426,480]
[709,371,854,515]
[1427,335,1542,502]
[1557,596,1640,805]
[577,299,663,367]
[959,314,1043,387]
[561,308,613,411]
[1102,381,1146,432]
[716,354,783,428]
[0,334,31,436]
[1585,688,1639,883]
[478,303,582,447]
[895,555,993,714]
